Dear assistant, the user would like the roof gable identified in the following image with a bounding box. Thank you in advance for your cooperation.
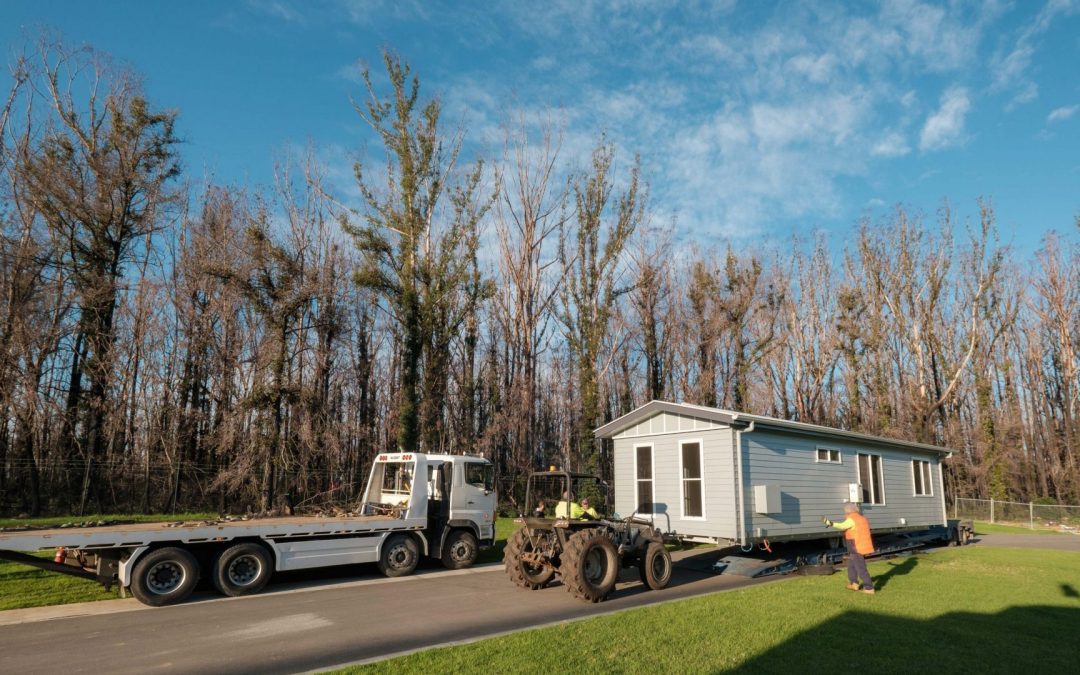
[595,400,953,456]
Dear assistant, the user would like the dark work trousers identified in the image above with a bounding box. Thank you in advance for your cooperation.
[846,540,873,590]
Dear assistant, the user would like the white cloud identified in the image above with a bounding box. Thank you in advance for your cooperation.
[990,0,1079,108]
[920,87,971,151]
[872,131,910,157]
[1047,104,1079,123]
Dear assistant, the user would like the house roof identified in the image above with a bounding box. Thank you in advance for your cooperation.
[594,400,953,457]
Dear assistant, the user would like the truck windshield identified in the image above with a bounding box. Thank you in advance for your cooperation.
[465,463,494,491]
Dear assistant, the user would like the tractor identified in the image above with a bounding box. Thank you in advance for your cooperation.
[503,470,672,602]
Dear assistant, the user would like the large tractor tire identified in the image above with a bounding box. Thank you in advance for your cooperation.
[561,529,619,603]
[130,547,200,607]
[637,542,672,590]
[504,528,555,590]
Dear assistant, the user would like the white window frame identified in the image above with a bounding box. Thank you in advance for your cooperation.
[857,452,886,505]
[634,443,656,516]
[912,459,933,497]
[678,438,707,521]
[815,446,842,464]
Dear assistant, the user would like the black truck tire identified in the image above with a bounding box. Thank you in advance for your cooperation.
[637,542,672,590]
[561,529,619,603]
[378,533,419,577]
[441,529,479,570]
[130,547,200,607]
[504,528,555,590]
[212,543,273,597]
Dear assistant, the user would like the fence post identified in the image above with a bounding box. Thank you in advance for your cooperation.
[990,497,995,523]
[954,496,958,519]
[1030,502,1034,530]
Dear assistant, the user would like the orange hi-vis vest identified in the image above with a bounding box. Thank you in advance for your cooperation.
[845,512,875,555]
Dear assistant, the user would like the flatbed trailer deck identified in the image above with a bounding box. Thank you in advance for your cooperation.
[0,452,497,606]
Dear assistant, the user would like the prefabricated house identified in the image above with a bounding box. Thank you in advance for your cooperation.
[595,401,952,545]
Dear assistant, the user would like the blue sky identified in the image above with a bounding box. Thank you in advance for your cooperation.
[2,0,1077,255]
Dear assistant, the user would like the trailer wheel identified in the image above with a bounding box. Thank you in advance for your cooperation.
[637,542,672,590]
[212,543,273,597]
[441,529,478,570]
[504,528,555,590]
[561,529,619,603]
[130,547,200,607]
[378,534,419,577]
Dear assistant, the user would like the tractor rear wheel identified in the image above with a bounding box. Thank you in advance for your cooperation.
[504,528,554,590]
[561,529,619,602]
[637,542,672,590]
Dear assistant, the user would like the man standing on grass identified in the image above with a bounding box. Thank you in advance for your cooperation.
[823,502,876,594]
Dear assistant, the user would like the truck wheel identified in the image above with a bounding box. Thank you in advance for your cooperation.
[130,547,200,607]
[442,529,478,570]
[561,529,619,603]
[212,543,273,597]
[504,528,554,589]
[378,534,419,577]
[637,542,672,590]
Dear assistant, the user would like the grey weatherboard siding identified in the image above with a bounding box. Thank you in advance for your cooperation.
[597,401,951,544]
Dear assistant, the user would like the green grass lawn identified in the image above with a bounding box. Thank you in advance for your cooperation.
[338,546,1080,674]
[973,521,1064,535]
[0,513,520,612]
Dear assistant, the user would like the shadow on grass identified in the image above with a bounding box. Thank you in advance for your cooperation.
[873,555,918,590]
[734,605,1080,672]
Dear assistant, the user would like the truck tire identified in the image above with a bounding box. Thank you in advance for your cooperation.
[441,529,478,570]
[637,542,672,590]
[377,533,419,577]
[130,547,200,607]
[212,543,273,597]
[561,529,619,603]
[504,528,554,590]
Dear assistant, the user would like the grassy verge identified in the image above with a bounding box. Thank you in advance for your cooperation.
[0,513,521,612]
[338,546,1080,674]
[974,521,1064,535]
[0,512,217,529]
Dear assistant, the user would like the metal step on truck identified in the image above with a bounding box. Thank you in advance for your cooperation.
[0,452,496,606]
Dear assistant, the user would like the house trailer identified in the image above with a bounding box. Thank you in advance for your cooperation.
[595,401,952,545]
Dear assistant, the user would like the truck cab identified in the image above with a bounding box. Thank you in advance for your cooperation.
[362,453,496,568]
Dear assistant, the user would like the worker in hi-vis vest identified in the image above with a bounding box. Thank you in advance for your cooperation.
[823,502,876,594]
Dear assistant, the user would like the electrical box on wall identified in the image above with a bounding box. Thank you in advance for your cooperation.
[754,484,781,514]
[848,483,862,503]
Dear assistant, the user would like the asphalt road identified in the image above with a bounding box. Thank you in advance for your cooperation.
[0,548,776,674]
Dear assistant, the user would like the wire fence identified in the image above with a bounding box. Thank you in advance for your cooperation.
[954,497,1080,533]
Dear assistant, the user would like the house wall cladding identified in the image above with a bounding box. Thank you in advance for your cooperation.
[610,408,946,543]
[742,428,945,539]
[613,414,737,540]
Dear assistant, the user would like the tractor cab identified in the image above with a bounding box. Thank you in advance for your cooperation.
[523,470,609,524]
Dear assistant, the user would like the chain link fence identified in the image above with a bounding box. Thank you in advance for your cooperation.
[954,497,1080,533]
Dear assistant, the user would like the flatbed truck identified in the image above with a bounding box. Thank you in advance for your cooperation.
[0,452,496,606]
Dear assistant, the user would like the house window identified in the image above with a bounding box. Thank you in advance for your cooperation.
[681,441,704,518]
[913,460,933,496]
[816,447,841,463]
[635,445,653,513]
[857,453,885,504]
